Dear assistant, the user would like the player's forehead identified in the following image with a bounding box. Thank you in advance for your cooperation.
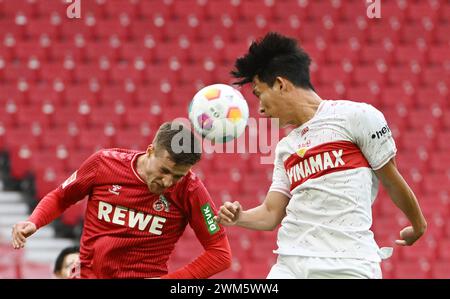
[156,150,191,175]
[252,77,268,92]
[252,77,261,90]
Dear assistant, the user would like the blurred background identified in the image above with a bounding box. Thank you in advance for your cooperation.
[0,0,448,278]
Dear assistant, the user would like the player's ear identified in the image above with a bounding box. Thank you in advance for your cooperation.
[147,144,155,156]
[275,76,287,92]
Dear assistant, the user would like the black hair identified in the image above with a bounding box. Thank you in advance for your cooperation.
[231,32,315,90]
[53,246,79,274]
[153,121,202,165]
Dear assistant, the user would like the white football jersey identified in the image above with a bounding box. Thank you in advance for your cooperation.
[269,100,397,262]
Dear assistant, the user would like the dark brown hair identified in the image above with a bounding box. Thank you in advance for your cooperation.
[153,122,202,165]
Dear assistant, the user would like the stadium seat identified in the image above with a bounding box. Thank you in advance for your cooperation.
[359,43,394,64]
[77,128,114,151]
[339,1,369,21]
[20,262,53,279]
[406,108,442,131]
[437,239,450,262]
[372,216,403,241]
[428,45,449,65]
[187,41,222,63]
[272,1,307,21]
[415,86,447,109]
[428,152,450,174]
[351,64,386,86]
[39,128,77,149]
[366,20,400,44]
[318,64,351,86]
[325,41,360,64]
[240,260,273,279]
[40,62,75,83]
[395,45,426,65]
[104,0,139,18]
[380,85,414,109]
[139,0,172,19]
[96,19,131,40]
[393,260,431,279]
[332,22,366,44]
[380,260,395,279]
[406,2,439,21]
[162,19,198,43]
[129,21,164,42]
[422,173,450,197]
[399,23,434,44]
[387,65,420,86]
[430,263,450,279]
[442,109,450,130]
[380,2,406,22]
[172,0,206,20]
[398,238,437,262]
[434,25,449,44]
[435,132,450,151]
[267,21,300,39]
[204,0,239,21]
[196,20,233,43]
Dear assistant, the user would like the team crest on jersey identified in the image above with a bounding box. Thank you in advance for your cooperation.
[153,195,170,212]
[296,147,308,158]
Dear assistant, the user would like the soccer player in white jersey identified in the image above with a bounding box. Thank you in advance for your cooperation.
[214,32,427,279]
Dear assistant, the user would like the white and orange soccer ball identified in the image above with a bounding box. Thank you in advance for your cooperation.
[188,84,249,143]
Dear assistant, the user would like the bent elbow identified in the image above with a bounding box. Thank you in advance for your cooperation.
[223,251,233,270]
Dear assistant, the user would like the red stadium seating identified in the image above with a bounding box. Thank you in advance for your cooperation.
[393,260,431,279]
[1,0,449,279]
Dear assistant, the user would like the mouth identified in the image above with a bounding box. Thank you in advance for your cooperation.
[148,182,165,194]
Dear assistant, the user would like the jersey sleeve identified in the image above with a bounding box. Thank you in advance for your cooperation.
[268,141,292,198]
[184,178,226,247]
[349,104,397,170]
[28,151,100,228]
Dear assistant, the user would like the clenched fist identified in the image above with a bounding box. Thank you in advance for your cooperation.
[213,201,242,226]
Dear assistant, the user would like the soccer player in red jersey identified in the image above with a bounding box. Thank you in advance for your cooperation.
[11,122,232,278]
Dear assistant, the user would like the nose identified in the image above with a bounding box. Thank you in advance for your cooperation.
[259,105,267,116]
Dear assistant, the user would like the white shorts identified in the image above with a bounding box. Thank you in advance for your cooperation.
[266,255,382,279]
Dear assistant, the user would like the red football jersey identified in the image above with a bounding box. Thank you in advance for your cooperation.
[29,148,226,278]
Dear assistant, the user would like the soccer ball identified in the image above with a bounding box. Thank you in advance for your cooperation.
[188,84,249,143]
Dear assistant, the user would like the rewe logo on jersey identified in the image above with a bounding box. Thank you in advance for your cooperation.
[97,201,166,235]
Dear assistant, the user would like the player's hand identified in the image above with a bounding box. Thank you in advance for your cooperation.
[11,221,37,249]
[395,226,424,246]
[214,201,242,226]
